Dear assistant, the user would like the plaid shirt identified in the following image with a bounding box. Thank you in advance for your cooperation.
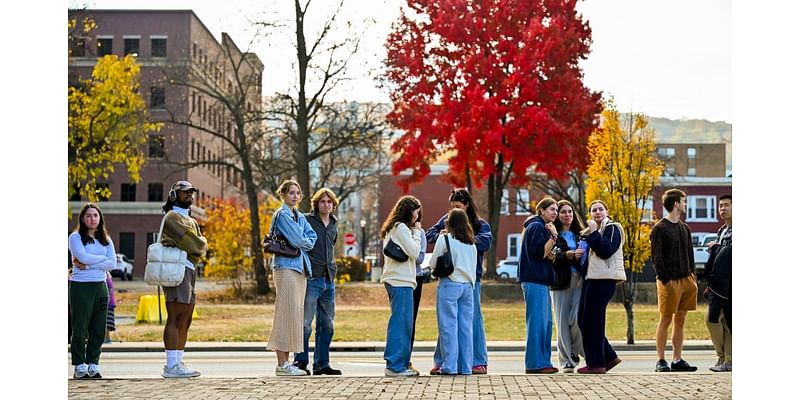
[716,224,732,246]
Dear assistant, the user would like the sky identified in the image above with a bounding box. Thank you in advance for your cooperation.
[80,0,732,123]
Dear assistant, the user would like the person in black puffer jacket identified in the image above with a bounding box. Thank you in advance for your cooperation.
[549,200,587,373]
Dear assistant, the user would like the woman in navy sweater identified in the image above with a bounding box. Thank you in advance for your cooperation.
[518,197,559,374]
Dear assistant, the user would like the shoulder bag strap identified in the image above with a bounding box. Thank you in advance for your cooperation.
[156,212,170,241]
[270,209,282,237]
[444,234,452,261]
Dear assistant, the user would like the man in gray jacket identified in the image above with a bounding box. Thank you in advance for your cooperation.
[293,188,342,375]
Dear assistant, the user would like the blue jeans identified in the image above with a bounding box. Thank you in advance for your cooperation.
[384,284,414,373]
[433,280,488,368]
[436,279,474,374]
[522,282,554,370]
[293,277,335,370]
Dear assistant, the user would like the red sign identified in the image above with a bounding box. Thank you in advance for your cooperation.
[344,233,356,245]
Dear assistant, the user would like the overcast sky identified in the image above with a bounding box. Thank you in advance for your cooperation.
[84,0,731,123]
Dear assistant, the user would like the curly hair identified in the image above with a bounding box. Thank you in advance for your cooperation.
[380,195,421,239]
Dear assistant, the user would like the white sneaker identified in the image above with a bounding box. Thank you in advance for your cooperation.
[87,363,102,378]
[276,361,307,376]
[385,368,419,377]
[162,362,201,378]
[73,364,89,379]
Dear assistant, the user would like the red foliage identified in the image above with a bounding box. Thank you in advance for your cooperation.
[384,0,602,191]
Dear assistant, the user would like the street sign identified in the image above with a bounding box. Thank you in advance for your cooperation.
[345,245,357,256]
[344,232,356,245]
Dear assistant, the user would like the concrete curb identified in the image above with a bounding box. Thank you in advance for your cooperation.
[86,340,714,353]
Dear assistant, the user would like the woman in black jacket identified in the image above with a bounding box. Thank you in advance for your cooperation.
[549,200,586,373]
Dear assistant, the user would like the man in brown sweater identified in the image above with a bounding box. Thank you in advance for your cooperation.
[650,188,697,373]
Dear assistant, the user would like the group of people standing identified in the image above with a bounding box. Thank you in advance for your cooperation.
[68,180,731,379]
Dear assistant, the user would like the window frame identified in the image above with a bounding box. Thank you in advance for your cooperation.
[507,233,522,260]
[687,195,717,222]
[123,35,140,56]
[96,35,113,57]
[150,36,167,58]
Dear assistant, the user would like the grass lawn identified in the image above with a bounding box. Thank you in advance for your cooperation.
[114,301,709,343]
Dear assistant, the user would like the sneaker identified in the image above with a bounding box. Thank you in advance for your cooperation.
[709,363,731,372]
[73,364,89,379]
[429,365,442,375]
[577,366,606,374]
[407,363,419,374]
[655,359,671,372]
[162,363,201,378]
[472,365,487,375]
[670,359,698,372]
[87,363,102,379]
[385,368,419,377]
[605,357,622,372]
[293,361,311,376]
[571,353,580,364]
[562,364,575,373]
[713,356,724,368]
[276,362,307,377]
[525,367,558,374]
[313,366,342,375]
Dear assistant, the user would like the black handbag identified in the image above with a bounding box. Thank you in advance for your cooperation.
[432,235,455,278]
[263,210,300,258]
[383,238,409,262]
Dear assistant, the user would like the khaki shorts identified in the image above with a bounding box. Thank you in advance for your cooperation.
[164,267,197,304]
[657,274,697,315]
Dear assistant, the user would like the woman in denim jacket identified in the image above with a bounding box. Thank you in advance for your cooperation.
[267,180,317,377]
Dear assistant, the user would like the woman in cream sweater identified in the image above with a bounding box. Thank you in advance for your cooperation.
[380,195,423,377]
[428,208,477,375]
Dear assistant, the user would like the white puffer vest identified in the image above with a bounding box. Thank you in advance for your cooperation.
[586,218,626,283]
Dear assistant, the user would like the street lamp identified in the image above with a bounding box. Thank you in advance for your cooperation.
[360,219,367,263]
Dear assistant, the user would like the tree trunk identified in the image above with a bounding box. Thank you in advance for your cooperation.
[623,281,635,344]
[243,155,269,295]
[484,155,504,279]
[295,0,312,212]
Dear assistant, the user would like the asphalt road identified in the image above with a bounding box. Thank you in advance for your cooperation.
[69,350,720,378]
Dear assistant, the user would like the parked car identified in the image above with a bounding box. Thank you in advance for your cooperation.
[693,233,717,278]
[111,253,134,281]
[496,258,519,282]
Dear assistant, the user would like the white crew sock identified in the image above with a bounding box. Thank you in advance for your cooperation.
[166,350,179,369]
[177,350,184,363]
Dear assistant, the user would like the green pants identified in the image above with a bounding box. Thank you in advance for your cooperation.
[69,281,108,365]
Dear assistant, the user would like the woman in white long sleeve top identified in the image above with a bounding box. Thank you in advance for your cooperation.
[68,203,117,379]
[429,208,477,374]
[380,195,423,377]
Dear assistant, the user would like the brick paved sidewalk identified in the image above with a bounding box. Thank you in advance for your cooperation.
[69,374,732,399]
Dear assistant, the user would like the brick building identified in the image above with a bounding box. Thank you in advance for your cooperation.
[68,9,263,278]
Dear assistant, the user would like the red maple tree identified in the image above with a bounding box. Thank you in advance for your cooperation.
[383,0,603,274]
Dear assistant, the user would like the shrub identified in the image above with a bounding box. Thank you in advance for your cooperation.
[336,256,367,282]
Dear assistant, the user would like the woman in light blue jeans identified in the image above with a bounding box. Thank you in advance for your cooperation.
[379,196,423,377]
[430,208,477,374]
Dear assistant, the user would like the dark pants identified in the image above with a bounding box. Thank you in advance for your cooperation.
[69,281,108,365]
[578,279,618,368]
[410,275,425,349]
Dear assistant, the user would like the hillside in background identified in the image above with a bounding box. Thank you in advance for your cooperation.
[634,114,732,172]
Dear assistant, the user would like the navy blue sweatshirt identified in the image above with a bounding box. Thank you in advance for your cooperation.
[518,215,555,286]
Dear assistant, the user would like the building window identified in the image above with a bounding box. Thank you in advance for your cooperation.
[148,183,164,202]
[120,183,136,202]
[146,232,158,247]
[687,147,696,159]
[663,167,676,177]
[148,135,165,158]
[97,37,113,57]
[639,196,654,223]
[71,37,86,57]
[123,37,140,56]
[515,189,530,215]
[119,232,135,260]
[500,190,509,215]
[507,234,522,259]
[657,147,675,158]
[150,87,166,109]
[687,195,717,222]
[687,167,697,176]
[150,37,167,57]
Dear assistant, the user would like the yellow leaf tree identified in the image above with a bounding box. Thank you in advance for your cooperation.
[202,197,280,298]
[68,54,162,202]
[584,101,663,344]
